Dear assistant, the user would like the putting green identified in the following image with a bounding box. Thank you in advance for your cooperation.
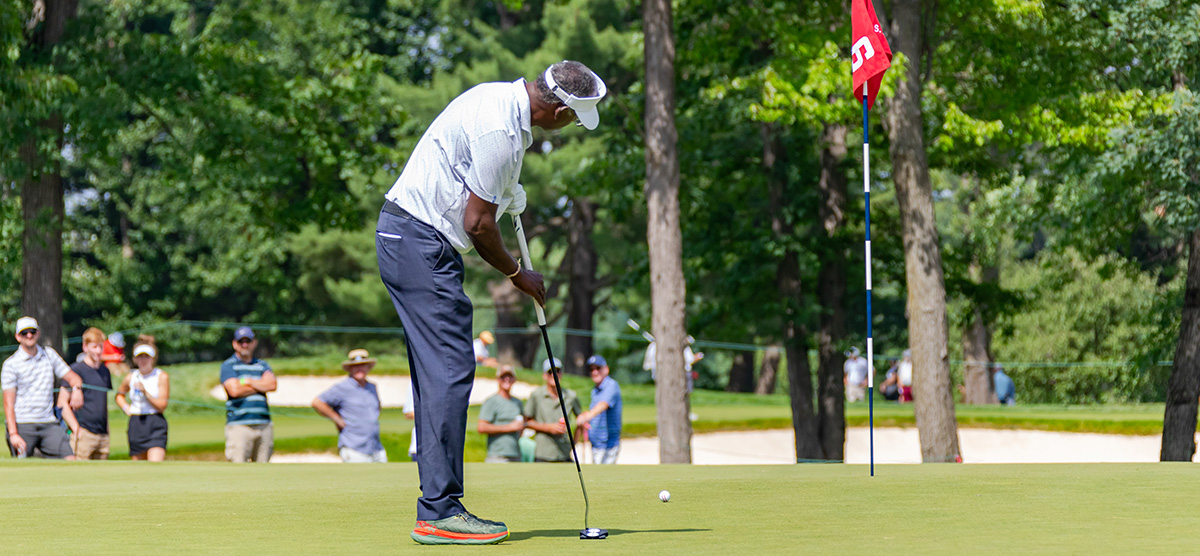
[2,461,1197,555]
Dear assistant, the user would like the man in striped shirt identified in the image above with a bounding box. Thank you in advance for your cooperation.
[220,326,277,462]
[3,316,85,459]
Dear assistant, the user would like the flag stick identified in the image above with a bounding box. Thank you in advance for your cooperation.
[864,81,875,477]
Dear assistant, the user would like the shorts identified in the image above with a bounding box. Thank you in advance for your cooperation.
[7,422,72,459]
[340,447,388,463]
[225,423,274,463]
[72,427,111,460]
[128,413,168,455]
[846,384,866,402]
[592,444,620,464]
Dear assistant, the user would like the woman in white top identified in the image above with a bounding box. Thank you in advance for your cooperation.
[116,337,170,461]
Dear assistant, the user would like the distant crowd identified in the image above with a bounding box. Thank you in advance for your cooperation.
[844,346,1016,405]
[3,319,623,464]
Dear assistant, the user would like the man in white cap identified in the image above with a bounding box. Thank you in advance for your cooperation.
[376,60,606,545]
[3,317,85,459]
[522,357,581,463]
[844,346,869,402]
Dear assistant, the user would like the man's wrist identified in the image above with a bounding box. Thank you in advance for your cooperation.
[505,258,522,279]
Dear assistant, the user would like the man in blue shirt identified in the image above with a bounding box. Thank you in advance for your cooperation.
[576,355,622,464]
[313,349,387,463]
[993,367,1016,406]
[220,326,277,462]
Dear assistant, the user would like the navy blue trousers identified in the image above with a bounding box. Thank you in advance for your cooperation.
[376,208,476,521]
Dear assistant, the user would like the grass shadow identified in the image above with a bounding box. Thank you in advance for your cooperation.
[509,528,711,541]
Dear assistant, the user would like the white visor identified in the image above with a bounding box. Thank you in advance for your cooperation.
[543,64,607,130]
[133,345,156,358]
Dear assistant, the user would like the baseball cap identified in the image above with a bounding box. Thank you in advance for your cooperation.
[132,344,156,358]
[233,326,255,341]
[15,316,38,334]
[108,332,126,349]
[845,346,861,357]
[543,63,607,130]
[497,365,516,379]
[586,355,607,368]
[542,357,563,373]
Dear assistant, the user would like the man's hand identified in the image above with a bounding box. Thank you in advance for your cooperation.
[69,388,84,410]
[548,417,567,435]
[334,417,346,432]
[509,416,525,433]
[8,433,26,456]
[510,269,546,306]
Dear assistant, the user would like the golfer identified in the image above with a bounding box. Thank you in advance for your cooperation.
[376,60,606,545]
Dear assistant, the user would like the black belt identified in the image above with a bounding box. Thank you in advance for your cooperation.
[383,200,417,221]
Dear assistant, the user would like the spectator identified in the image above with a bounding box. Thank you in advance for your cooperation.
[844,347,869,402]
[401,381,417,459]
[115,337,170,461]
[473,331,499,368]
[312,349,387,463]
[646,336,704,393]
[576,355,622,464]
[898,349,914,402]
[523,358,582,463]
[220,326,277,463]
[101,331,129,378]
[993,367,1016,406]
[880,360,901,401]
[476,365,524,463]
[3,316,84,459]
[69,327,113,459]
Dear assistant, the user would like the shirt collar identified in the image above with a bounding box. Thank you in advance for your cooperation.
[15,345,43,362]
[513,78,532,142]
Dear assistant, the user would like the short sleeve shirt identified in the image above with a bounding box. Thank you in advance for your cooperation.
[844,357,869,385]
[70,360,112,434]
[220,355,272,425]
[2,346,71,423]
[523,385,581,462]
[479,394,524,459]
[384,79,533,253]
[317,378,383,454]
[588,376,622,449]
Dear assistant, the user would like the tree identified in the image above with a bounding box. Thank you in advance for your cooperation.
[644,0,691,463]
[882,0,961,462]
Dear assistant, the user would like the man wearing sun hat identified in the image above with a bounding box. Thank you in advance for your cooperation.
[376,60,606,545]
[522,357,582,463]
[3,317,85,459]
[312,349,387,463]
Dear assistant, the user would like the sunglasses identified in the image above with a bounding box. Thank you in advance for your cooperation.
[236,338,255,345]
[18,329,37,337]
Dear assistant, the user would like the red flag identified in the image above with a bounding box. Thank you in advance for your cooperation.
[851,0,892,109]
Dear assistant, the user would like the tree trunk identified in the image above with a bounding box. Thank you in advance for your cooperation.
[756,347,780,395]
[961,263,999,404]
[563,197,597,376]
[488,280,540,369]
[885,0,961,463]
[20,123,65,355]
[726,351,756,393]
[815,122,849,461]
[18,0,78,355]
[1162,228,1200,461]
[644,0,691,464]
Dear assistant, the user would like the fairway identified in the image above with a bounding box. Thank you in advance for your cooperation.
[3,462,1198,555]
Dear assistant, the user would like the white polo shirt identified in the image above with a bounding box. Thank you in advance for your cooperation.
[2,345,71,423]
[385,78,533,253]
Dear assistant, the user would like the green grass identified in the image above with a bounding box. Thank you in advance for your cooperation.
[2,461,1198,555]
[110,357,1179,461]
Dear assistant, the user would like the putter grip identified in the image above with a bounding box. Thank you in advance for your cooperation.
[513,215,547,327]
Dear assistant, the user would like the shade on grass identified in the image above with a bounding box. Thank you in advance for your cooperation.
[1,462,1197,555]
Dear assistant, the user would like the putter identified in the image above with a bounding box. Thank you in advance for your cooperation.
[514,215,607,541]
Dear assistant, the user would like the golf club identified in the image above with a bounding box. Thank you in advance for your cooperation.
[626,318,655,343]
[513,214,607,541]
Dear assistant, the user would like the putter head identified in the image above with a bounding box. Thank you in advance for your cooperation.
[580,528,608,540]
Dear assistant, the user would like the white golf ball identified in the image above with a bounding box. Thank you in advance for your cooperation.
[659,490,670,502]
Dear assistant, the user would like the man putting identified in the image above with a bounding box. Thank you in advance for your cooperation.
[376,61,606,545]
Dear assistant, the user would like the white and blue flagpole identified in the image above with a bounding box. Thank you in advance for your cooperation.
[863,81,875,477]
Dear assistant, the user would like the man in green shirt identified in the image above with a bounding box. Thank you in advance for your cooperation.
[522,358,581,463]
[477,365,524,463]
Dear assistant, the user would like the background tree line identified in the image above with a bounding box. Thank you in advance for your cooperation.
[3,0,1198,461]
